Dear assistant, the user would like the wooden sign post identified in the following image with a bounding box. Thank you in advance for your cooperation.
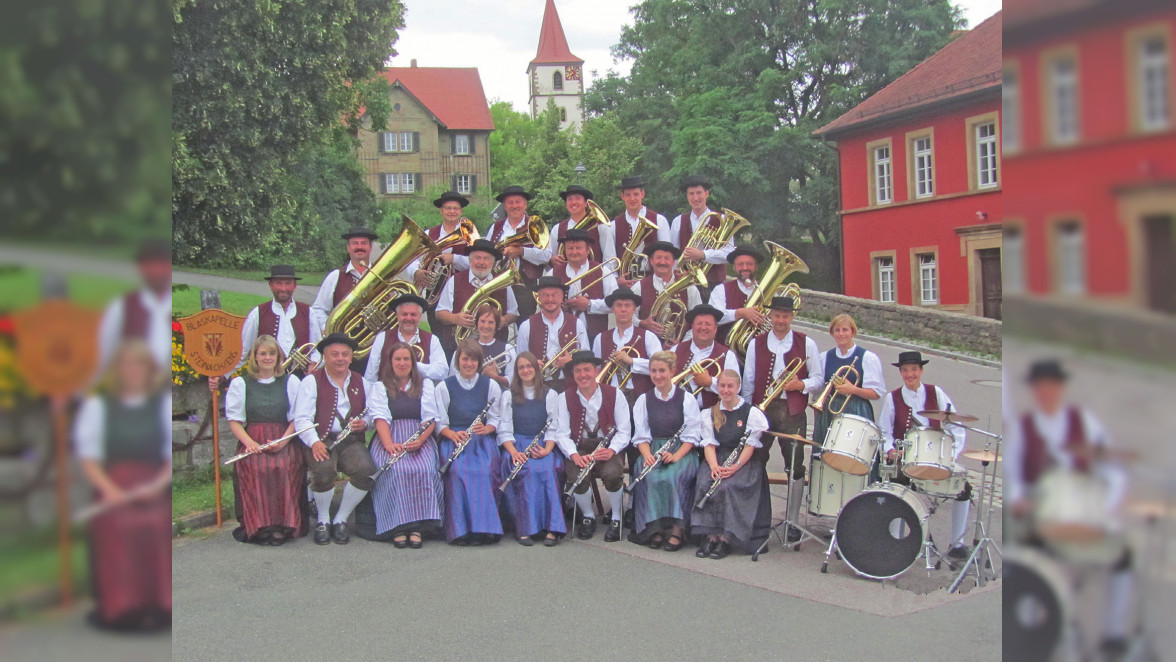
[177,302,245,528]
[14,299,101,609]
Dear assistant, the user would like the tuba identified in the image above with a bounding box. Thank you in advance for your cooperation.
[418,217,480,304]
[677,208,750,277]
[454,264,523,343]
[494,215,549,274]
[558,200,612,258]
[725,241,810,357]
[618,213,660,280]
[324,217,431,359]
[647,265,707,345]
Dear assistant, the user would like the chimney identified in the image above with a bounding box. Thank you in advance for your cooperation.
[410,59,417,68]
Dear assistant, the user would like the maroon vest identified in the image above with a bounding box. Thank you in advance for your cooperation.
[313,370,367,441]
[566,384,619,445]
[555,218,603,262]
[1020,407,1090,484]
[256,301,311,349]
[600,328,653,395]
[671,341,728,409]
[637,274,687,321]
[676,210,726,287]
[332,263,362,306]
[751,331,810,415]
[526,313,579,360]
[427,223,472,261]
[715,280,750,344]
[558,260,608,339]
[487,218,545,279]
[376,329,435,380]
[121,292,149,339]
[890,384,942,440]
[440,272,510,348]
[612,210,659,262]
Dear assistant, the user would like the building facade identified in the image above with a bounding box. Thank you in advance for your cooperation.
[528,0,584,131]
[816,13,1003,319]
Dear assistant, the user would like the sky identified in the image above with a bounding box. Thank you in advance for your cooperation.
[389,0,1005,112]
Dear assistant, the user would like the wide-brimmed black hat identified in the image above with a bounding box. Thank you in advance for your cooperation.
[135,237,171,262]
[892,351,930,367]
[495,185,533,202]
[467,238,502,261]
[1027,359,1068,382]
[533,276,568,293]
[433,191,470,208]
[767,296,796,312]
[727,246,763,265]
[645,240,680,260]
[679,175,712,192]
[341,226,379,241]
[558,228,594,244]
[605,288,641,307]
[264,264,301,281]
[390,293,430,311]
[316,332,359,354]
[685,304,724,325]
[559,185,594,201]
[618,175,647,190]
[568,350,602,368]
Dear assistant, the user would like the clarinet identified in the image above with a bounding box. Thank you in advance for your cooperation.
[696,428,752,509]
[439,400,494,475]
[497,419,553,492]
[369,418,437,481]
[325,408,369,451]
[624,421,688,494]
[564,427,617,497]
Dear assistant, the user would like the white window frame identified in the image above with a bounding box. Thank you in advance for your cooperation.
[913,137,933,199]
[918,253,938,305]
[1003,67,1020,152]
[454,134,471,156]
[455,174,473,195]
[384,173,400,194]
[976,122,998,189]
[876,257,896,303]
[1055,221,1086,295]
[1139,35,1171,132]
[874,146,892,204]
[400,173,416,194]
[1050,56,1080,144]
[382,131,413,153]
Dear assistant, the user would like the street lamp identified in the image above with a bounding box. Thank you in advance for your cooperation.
[574,162,586,185]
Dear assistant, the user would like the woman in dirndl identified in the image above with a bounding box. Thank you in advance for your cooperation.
[225,334,306,545]
[356,341,443,548]
[691,369,772,560]
[450,304,513,390]
[436,340,504,545]
[74,339,171,630]
[496,351,566,546]
[628,350,701,551]
[810,314,886,479]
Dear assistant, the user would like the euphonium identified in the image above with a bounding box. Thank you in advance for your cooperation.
[647,264,707,344]
[455,264,523,343]
[596,345,642,389]
[558,200,612,258]
[619,213,660,280]
[494,214,549,274]
[725,241,810,357]
[418,217,480,304]
[756,357,804,410]
[809,357,860,416]
[677,207,750,276]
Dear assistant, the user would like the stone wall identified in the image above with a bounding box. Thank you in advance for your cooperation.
[1002,295,1176,363]
[797,289,1002,357]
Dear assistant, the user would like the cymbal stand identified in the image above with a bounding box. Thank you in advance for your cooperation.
[753,441,821,560]
[948,425,1003,593]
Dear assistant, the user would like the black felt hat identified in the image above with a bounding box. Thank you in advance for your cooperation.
[1027,359,1068,382]
[568,350,602,367]
[558,228,594,244]
[727,246,763,265]
[495,186,533,202]
[679,175,712,192]
[645,240,681,260]
[264,265,301,281]
[534,276,568,293]
[316,332,359,354]
[767,296,796,312]
[390,293,430,311]
[891,351,930,367]
[341,226,379,241]
[467,238,502,261]
[433,190,470,208]
[618,175,647,190]
[685,304,723,325]
[559,185,595,201]
[605,288,641,307]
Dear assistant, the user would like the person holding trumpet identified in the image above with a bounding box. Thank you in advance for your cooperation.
[809,314,885,451]
[364,293,447,384]
[668,304,741,410]
[450,304,514,389]
[517,276,589,392]
[591,287,662,400]
[545,227,617,340]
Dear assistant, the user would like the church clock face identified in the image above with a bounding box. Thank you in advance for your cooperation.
[564,65,581,82]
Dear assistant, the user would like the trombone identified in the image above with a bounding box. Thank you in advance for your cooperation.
[809,357,859,416]
[563,257,622,298]
[541,336,581,380]
[670,357,723,395]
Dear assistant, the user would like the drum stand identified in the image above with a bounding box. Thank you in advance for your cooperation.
[948,427,1003,594]
[752,442,822,559]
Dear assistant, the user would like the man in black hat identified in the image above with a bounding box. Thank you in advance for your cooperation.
[311,226,379,334]
[97,237,173,375]
[669,175,734,291]
[435,238,519,356]
[667,304,741,410]
[362,293,447,383]
[485,185,551,317]
[878,350,971,557]
[292,333,393,545]
[550,184,610,267]
[740,295,822,541]
[550,350,632,542]
[612,176,670,287]
[545,228,617,341]
[709,246,768,345]
[516,276,589,392]
[403,191,474,290]
[632,241,702,339]
[592,287,662,399]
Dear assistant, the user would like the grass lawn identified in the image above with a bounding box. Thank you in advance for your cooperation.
[172,287,269,318]
[172,465,235,520]
[178,266,328,286]
[0,529,88,603]
[0,266,133,312]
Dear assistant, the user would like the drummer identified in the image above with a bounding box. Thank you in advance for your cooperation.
[878,351,970,561]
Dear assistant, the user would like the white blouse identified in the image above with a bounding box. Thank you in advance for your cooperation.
[495,386,560,447]
[699,398,769,449]
[384,377,441,424]
[225,374,301,423]
[631,385,702,447]
[73,394,172,462]
[434,374,503,430]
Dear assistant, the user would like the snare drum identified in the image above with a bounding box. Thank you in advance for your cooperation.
[912,463,968,498]
[820,414,881,476]
[901,428,954,481]
[834,483,929,580]
[808,460,869,518]
[1034,469,1126,565]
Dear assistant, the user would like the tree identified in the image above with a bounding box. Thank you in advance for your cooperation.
[584,0,962,290]
[172,0,405,266]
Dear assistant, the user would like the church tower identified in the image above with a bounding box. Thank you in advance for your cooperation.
[527,0,584,132]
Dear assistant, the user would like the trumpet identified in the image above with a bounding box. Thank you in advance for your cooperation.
[810,357,859,416]
[369,418,437,481]
[455,264,523,343]
[497,419,553,492]
[619,213,660,280]
[670,357,723,395]
[281,342,319,374]
[563,257,622,298]
[481,348,513,373]
[564,427,617,497]
[224,424,318,465]
[494,215,549,274]
[647,264,707,344]
[625,421,687,493]
[596,345,642,389]
[678,208,750,276]
[419,218,480,305]
[558,200,612,259]
[438,401,494,474]
[541,335,581,381]
[756,357,805,410]
[325,409,369,451]
[696,428,751,509]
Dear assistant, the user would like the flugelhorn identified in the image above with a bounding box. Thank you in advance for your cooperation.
[670,357,723,396]
[596,345,642,389]
[647,264,707,344]
[541,335,581,380]
[756,357,804,410]
[455,264,522,343]
[725,241,810,357]
[810,357,859,416]
[281,343,319,373]
[482,348,513,373]
[418,217,480,305]
[677,208,750,277]
[494,215,549,274]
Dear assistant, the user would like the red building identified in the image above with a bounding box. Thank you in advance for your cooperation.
[815,13,1003,319]
[1003,0,1176,313]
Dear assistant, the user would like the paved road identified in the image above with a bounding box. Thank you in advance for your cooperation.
[173,270,319,305]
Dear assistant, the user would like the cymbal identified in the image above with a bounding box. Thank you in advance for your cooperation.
[765,431,821,447]
[962,449,1001,463]
[919,409,980,424]
[1068,446,1141,462]
[1126,500,1173,520]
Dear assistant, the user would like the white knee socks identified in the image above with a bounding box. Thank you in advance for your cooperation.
[606,489,624,523]
[1104,570,1134,640]
[951,499,971,547]
[313,489,334,525]
[573,491,595,519]
[332,483,368,525]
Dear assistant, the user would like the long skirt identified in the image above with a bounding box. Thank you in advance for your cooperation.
[232,421,307,543]
[356,419,443,540]
[629,437,699,544]
[497,434,566,538]
[690,457,772,554]
[88,461,171,627]
[438,433,503,541]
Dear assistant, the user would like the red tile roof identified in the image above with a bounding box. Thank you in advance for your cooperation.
[816,11,1002,138]
[378,67,495,131]
[530,0,582,66]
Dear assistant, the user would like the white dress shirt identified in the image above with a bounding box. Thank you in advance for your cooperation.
[669,208,735,265]
[435,269,520,317]
[552,386,632,457]
[225,374,301,423]
[708,280,756,326]
[311,264,365,333]
[605,207,672,265]
[434,374,503,431]
[544,261,617,316]
[385,378,441,423]
[448,339,516,384]
[740,329,823,403]
[824,345,887,399]
[516,311,590,361]
[495,216,553,270]
[631,385,702,447]
[98,288,172,376]
[877,384,966,455]
[293,373,391,447]
[1003,406,1121,506]
[401,223,472,282]
[631,274,703,313]
[364,329,447,383]
[699,398,769,449]
[235,300,322,373]
[496,387,560,447]
[554,217,615,261]
[74,394,172,462]
[682,341,742,405]
[590,325,661,387]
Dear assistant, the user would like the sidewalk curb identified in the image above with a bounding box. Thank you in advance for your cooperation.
[792,319,1001,369]
[173,506,235,537]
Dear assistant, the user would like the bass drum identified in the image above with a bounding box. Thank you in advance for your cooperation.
[808,459,869,518]
[835,483,928,580]
[1004,548,1071,662]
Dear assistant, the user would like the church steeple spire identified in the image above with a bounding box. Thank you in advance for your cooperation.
[530,0,582,66]
[526,0,584,131]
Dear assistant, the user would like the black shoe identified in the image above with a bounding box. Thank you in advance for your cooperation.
[696,539,715,558]
[647,533,665,549]
[786,526,802,543]
[408,533,423,549]
[517,536,534,547]
[709,540,730,560]
[577,516,596,539]
[543,533,560,547]
[1100,637,1129,659]
[662,535,684,552]
[603,520,622,542]
[313,523,331,545]
[947,544,970,560]
[623,508,635,529]
[391,536,408,549]
[332,522,350,544]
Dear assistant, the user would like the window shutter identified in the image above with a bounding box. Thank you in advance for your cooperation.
[417,173,423,192]
[378,174,388,194]
[451,174,458,191]
[377,133,387,153]
[413,132,420,153]
[450,135,456,155]
[468,135,475,155]
[470,175,478,194]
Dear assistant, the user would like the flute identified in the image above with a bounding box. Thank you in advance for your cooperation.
[564,427,617,497]
[439,401,494,475]
[72,476,172,523]
[369,418,437,481]
[497,419,553,492]
[624,421,688,494]
[223,424,318,465]
[696,429,752,509]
